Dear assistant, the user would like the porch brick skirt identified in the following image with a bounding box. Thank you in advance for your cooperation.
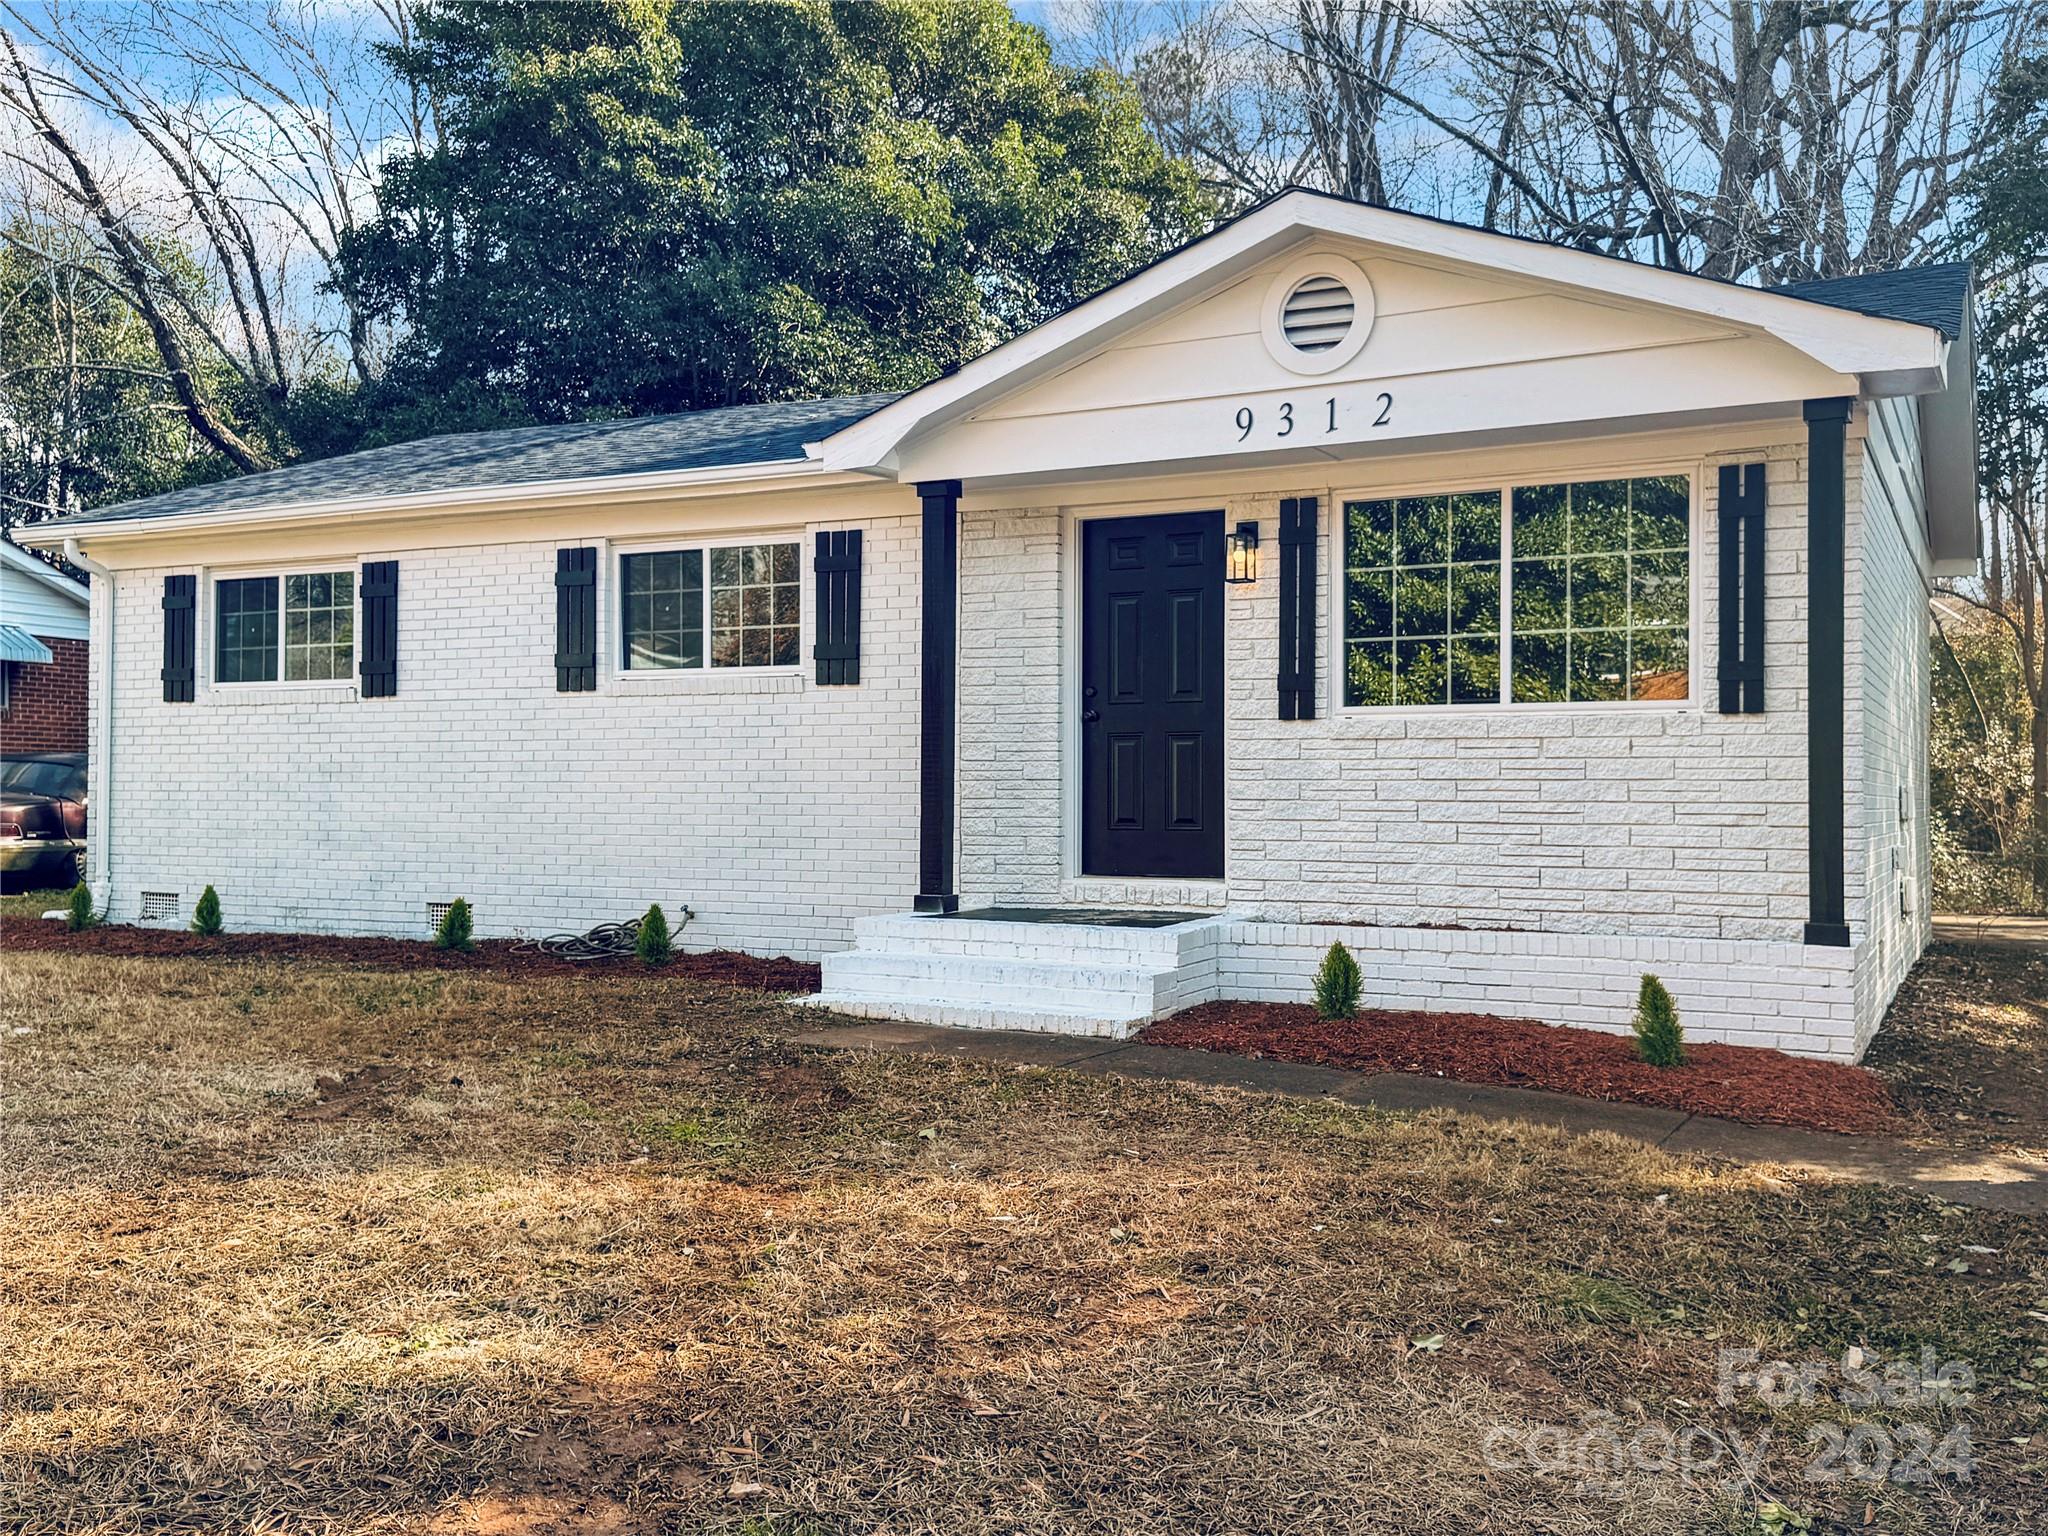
[1215,922,1862,1062]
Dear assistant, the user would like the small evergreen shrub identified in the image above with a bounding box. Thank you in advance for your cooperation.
[65,882,95,932]
[192,885,223,936]
[433,898,474,952]
[636,902,673,966]
[1312,941,1362,1021]
[1632,973,1685,1067]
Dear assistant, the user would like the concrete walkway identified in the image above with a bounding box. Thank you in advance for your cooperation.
[790,1018,2048,1217]
[1933,912,2048,952]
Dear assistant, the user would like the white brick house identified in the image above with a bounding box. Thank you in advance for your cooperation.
[22,193,1977,1061]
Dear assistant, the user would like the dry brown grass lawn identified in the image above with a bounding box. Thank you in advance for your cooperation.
[0,948,2042,1535]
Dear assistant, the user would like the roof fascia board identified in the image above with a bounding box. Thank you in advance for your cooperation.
[820,191,1953,472]
[12,457,854,549]
[1302,200,1948,371]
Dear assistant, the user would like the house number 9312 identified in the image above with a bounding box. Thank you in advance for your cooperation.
[1234,392,1392,442]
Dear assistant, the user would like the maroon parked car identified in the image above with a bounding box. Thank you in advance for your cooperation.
[0,751,86,891]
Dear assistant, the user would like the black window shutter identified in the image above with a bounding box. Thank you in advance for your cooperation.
[359,560,399,698]
[1717,463,1766,713]
[1277,497,1318,719]
[813,529,863,685]
[554,547,597,692]
[161,574,195,702]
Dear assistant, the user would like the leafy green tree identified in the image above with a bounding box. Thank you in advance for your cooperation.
[1933,604,2036,911]
[1944,31,2048,908]
[65,882,96,932]
[342,0,1212,432]
[0,224,247,537]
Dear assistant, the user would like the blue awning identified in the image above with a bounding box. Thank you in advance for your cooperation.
[0,624,54,664]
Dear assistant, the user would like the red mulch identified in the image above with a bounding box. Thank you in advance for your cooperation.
[1142,1001,1899,1136]
[0,917,821,993]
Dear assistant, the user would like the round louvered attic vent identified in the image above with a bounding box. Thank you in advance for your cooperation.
[1280,275,1355,354]
[1260,253,1374,374]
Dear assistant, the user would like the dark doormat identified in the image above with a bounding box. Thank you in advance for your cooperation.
[934,906,1211,929]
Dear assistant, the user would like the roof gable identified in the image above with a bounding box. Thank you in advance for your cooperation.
[820,190,1955,479]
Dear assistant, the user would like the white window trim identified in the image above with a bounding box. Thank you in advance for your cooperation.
[1327,457,1703,717]
[201,560,364,695]
[602,531,809,690]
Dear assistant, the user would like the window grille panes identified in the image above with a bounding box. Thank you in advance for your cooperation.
[709,542,800,668]
[622,550,704,669]
[1343,491,1502,706]
[1511,475,1689,703]
[283,571,354,682]
[214,577,279,683]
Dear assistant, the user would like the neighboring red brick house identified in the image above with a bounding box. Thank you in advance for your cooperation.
[1,536,90,753]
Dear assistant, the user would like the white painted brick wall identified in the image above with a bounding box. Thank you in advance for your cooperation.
[95,515,922,959]
[92,413,1934,1061]
[958,507,1063,904]
[1217,443,1816,938]
[949,427,1929,1060]
[1217,921,1862,1060]
[1848,397,1936,1051]
[955,442,1821,941]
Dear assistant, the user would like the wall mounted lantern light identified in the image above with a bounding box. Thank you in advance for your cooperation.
[1225,521,1260,584]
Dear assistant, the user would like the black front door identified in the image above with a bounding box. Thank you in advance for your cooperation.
[1081,511,1226,879]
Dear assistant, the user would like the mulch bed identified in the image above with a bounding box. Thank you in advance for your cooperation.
[0,917,822,992]
[1142,1001,1899,1136]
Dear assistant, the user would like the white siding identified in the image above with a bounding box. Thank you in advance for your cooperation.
[0,559,89,640]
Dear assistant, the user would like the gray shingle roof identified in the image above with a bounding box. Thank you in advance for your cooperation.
[41,224,1971,537]
[46,392,901,528]
[1769,261,1973,339]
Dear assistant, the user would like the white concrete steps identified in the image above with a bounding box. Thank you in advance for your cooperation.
[797,909,1231,1037]
[822,951,1166,1016]
[797,991,1149,1038]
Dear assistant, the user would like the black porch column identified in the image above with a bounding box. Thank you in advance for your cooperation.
[916,479,962,913]
[1803,397,1853,947]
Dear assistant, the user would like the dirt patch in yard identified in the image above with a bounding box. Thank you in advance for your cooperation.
[1864,940,2048,1155]
[1142,1001,1900,1135]
[0,915,821,991]
[287,1062,420,1123]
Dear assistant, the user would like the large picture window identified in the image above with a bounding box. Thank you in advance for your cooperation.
[1343,491,1502,707]
[621,540,800,671]
[1341,473,1690,708]
[214,571,354,684]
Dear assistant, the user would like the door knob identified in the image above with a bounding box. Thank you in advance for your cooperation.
[1082,708,1100,723]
